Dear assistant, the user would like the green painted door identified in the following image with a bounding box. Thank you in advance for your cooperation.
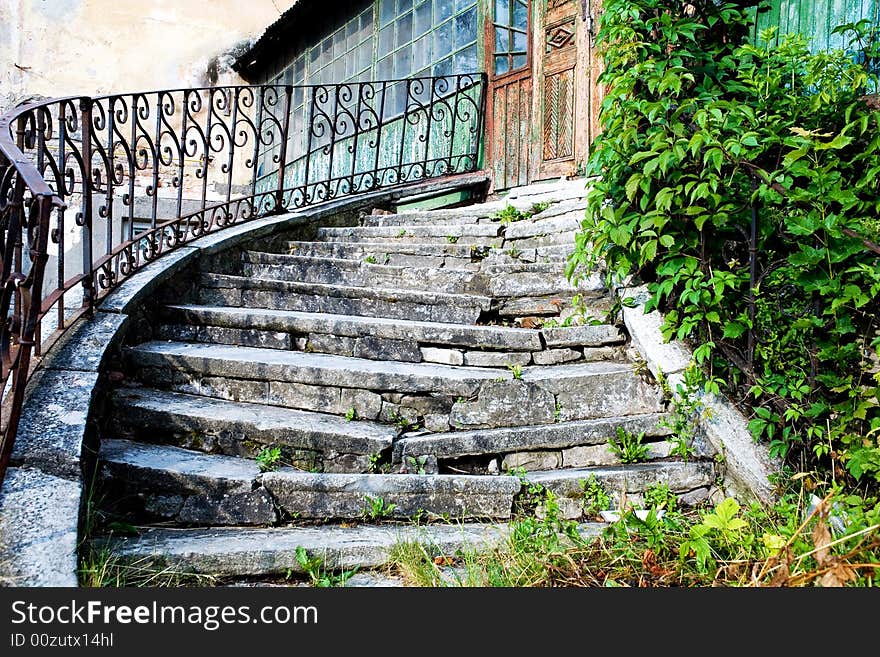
[753,0,879,51]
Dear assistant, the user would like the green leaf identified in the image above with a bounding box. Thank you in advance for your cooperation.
[659,234,675,248]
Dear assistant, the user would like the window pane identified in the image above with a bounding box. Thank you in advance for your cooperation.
[512,53,527,70]
[455,0,475,13]
[357,41,371,72]
[415,0,432,36]
[512,30,527,52]
[513,0,528,29]
[414,33,432,70]
[398,0,413,12]
[494,55,509,75]
[380,0,395,26]
[495,28,509,53]
[435,0,453,22]
[394,44,412,78]
[378,54,394,80]
[495,0,509,24]
[397,11,413,47]
[379,24,394,57]
[433,56,453,78]
[454,7,477,49]
[433,19,453,61]
[453,44,478,73]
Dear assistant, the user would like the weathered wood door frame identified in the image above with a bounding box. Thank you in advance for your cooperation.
[532,0,590,181]
[485,0,534,191]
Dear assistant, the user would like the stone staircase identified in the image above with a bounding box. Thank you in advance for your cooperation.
[91,179,716,585]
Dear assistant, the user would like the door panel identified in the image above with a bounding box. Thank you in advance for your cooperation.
[486,0,532,191]
[536,0,581,180]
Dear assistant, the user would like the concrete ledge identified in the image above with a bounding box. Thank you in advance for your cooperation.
[0,175,489,587]
[0,467,80,586]
[11,369,100,481]
[620,284,781,505]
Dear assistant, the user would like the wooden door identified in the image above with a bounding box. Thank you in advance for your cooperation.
[534,0,588,181]
[486,0,533,191]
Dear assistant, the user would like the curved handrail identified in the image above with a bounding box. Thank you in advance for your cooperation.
[0,73,487,487]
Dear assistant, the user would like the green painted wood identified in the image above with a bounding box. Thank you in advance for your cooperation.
[754,0,879,52]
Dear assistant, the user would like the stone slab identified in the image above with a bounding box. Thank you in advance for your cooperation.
[262,471,520,520]
[100,246,200,314]
[0,467,81,586]
[11,369,100,480]
[40,312,129,372]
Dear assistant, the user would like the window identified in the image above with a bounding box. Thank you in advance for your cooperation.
[493,0,529,76]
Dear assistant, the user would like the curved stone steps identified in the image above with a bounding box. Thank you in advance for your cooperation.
[125,342,662,425]
[199,272,492,323]
[286,240,488,269]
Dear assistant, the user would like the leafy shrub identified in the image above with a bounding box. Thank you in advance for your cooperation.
[571,0,880,489]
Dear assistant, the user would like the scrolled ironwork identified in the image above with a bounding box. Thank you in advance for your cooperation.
[0,73,486,488]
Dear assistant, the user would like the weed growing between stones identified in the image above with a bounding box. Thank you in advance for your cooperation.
[293,547,358,587]
[386,481,880,587]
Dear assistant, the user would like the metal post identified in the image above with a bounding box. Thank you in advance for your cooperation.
[276,85,292,212]
[80,98,95,315]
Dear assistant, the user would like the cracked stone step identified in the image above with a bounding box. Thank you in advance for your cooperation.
[496,293,613,318]
[286,240,486,264]
[241,251,486,295]
[503,211,583,240]
[262,471,521,520]
[98,439,276,526]
[358,197,574,227]
[448,362,664,429]
[199,273,491,324]
[316,223,502,246]
[161,305,543,352]
[127,341,509,401]
[100,523,521,578]
[525,461,716,519]
[394,413,671,463]
[109,388,395,465]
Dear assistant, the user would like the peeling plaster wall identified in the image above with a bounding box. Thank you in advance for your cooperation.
[0,0,282,112]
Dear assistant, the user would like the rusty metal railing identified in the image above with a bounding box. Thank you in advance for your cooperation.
[0,73,487,487]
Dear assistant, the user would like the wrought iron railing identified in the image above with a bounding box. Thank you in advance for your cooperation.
[0,73,487,485]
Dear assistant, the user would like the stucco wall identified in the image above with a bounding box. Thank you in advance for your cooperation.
[0,0,282,111]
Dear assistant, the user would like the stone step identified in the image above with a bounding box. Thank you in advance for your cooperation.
[394,413,671,464]
[504,211,583,240]
[97,439,277,526]
[525,461,716,519]
[241,251,486,295]
[448,362,665,429]
[98,438,520,523]
[199,273,491,324]
[109,388,396,470]
[101,523,519,578]
[160,305,544,352]
[286,240,487,269]
[316,223,502,246]
[496,293,614,319]
[359,197,577,227]
[126,341,510,414]
[262,471,520,520]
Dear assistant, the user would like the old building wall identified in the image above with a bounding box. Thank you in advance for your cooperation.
[0,0,282,111]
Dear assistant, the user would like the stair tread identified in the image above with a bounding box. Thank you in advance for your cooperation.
[112,387,397,451]
[102,521,604,576]
[396,413,671,459]
[100,438,261,483]
[128,341,510,394]
[201,273,492,308]
[163,304,545,350]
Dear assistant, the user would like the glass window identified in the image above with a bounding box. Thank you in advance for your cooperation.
[435,0,453,23]
[380,0,396,26]
[493,0,529,75]
[414,1,432,36]
[454,7,477,50]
